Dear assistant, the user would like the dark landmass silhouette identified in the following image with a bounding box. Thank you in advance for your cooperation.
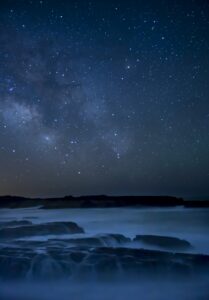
[0,195,208,209]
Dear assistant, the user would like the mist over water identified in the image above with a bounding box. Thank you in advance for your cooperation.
[1,206,209,253]
[0,207,209,300]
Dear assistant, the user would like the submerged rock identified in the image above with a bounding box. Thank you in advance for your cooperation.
[133,235,191,250]
[0,221,84,239]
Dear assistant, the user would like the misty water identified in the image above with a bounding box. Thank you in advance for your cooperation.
[0,206,209,300]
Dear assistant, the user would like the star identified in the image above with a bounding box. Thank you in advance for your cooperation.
[0,0,208,198]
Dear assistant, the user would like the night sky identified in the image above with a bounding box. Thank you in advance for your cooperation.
[0,0,209,198]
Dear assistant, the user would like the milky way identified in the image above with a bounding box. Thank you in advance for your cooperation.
[0,0,209,197]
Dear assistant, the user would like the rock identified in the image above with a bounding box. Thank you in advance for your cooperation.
[0,220,32,228]
[0,221,84,239]
[133,235,191,250]
[103,233,131,243]
[98,234,131,246]
[95,256,118,278]
[67,237,103,247]
[28,254,65,280]
[0,246,209,280]
[48,234,131,248]
[0,251,32,279]
[70,251,86,263]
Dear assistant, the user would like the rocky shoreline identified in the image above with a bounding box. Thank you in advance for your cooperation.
[0,219,208,281]
[1,244,209,280]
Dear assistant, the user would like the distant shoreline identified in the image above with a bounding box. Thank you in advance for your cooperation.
[0,195,209,209]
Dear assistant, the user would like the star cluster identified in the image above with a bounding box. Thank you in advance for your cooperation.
[0,0,209,197]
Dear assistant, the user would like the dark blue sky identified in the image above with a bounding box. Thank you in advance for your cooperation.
[0,0,209,197]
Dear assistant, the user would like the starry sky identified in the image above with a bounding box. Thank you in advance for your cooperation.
[0,0,209,198]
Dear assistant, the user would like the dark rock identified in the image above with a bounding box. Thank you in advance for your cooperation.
[0,221,84,239]
[70,251,86,263]
[95,256,118,278]
[0,255,32,279]
[28,254,65,280]
[0,220,32,229]
[49,233,130,248]
[133,235,191,250]
[68,237,103,247]
[0,246,209,280]
[105,234,131,243]
[76,263,95,279]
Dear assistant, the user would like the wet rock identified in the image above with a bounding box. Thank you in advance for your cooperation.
[170,261,192,277]
[99,234,131,245]
[0,221,84,239]
[70,251,86,263]
[0,220,32,228]
[95,256,119,278]
[49,233,130,248]
[0,250,32,279]
[0,246,209,280]
[28,254,65,280]
[76,263,95,279]
[66,237,103,247]
[133,235,191,250]
[73,233,131,247]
